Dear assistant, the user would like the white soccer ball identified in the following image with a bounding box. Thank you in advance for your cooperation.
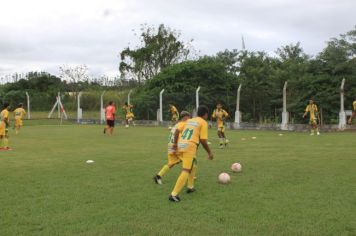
[125,125,129,128]
[231,163,242,172]
[86,160,95,164]
[218,172,230,184]
[278,133,283,136]
[251,137,257,140]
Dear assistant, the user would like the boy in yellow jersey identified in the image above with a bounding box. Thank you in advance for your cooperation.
[154,111,191,184]
[303,99,320,136]
[168,104,179,128]
[13,103,26,134]
[211,103,229,148]
[0,103,11,150]
[122,102,135,128]
[169,105,213,202]
[347,100,356,124]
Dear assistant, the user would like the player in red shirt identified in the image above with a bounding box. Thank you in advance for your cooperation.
[104,101,116,135]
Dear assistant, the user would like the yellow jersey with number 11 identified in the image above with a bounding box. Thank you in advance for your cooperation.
[177,117,208,154]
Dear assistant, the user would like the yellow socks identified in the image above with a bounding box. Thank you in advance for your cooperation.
[158,165,170,177]
[187,165,197,189]
[171,171,189,196]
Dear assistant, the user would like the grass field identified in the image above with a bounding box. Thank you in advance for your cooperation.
[1,124,355,235]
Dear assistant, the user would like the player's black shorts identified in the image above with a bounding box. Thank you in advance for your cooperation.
[106,120,115,127]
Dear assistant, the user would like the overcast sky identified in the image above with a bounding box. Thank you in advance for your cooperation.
[0,0,355,78]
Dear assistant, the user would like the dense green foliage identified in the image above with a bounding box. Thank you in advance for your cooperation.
[1,26,355,123]
[1,126,355,235]
[133,27,356,123]
[119,24,193,84]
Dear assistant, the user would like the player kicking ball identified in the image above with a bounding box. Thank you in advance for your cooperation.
[303,99,320,136]
[154,111,191,184]
[169,105,214,202]
[0,103,11,150]
[211,103,229,148]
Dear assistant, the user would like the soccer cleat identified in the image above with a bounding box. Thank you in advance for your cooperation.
[153,175,162,185]
[4,147,12,151]
[219,144,224,149]
[125,125,129,128]
[310,133,314,136]
[169,195,181,202]
[103,128,106,134]
[186,188,196,194]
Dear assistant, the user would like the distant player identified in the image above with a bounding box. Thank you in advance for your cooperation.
[169,105,214,202]
[122,102,135,128]
[211,103,229,148]
[13,103,26,135]
[154,111,191,185]
[347,100,356,124]
[168,104,179,128]
[303,99,320,135]
[104,101,116,135]
[0,103,11,150]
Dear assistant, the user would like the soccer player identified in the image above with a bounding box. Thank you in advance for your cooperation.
[154,111,191,185]
[169,105,214,202]
[168,104,179,128]
[303,99,320,135]
[347,100,356,124]
[122,102,135,128]
[104,101,116,135]
[211,103,229,148]
[13,103,26,135]
[0,103,11,150]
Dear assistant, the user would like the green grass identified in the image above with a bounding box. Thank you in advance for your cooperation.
[1,125,355,235]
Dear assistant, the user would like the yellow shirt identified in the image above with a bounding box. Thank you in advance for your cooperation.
[177,117,208,154]
[212,109,228,127]
[122,105,134,115]
[353,101,356,111]
[168,120,186,154]
[305,104,318,120]
[170,106,178,115]
[14,108,26,119]
[0,109,9,126]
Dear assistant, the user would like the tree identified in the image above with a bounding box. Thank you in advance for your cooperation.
[59,64,89,95]
[119,24,194,84]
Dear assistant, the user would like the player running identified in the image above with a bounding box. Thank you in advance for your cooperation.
[211,103,229,148]
[168,104,179,128]
[154,111,191,185]
[13,103,26,135]
[122,102,135,128]
[347,100,356,124]
[169,105,214,202]
[303,99,320,136]
[104,101,116,135]
[0,103,11,150]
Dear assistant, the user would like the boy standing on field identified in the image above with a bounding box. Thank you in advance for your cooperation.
[0,103,11,150]
[104,101,116,135]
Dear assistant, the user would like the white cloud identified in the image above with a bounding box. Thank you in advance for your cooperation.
[0,0,355,77]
